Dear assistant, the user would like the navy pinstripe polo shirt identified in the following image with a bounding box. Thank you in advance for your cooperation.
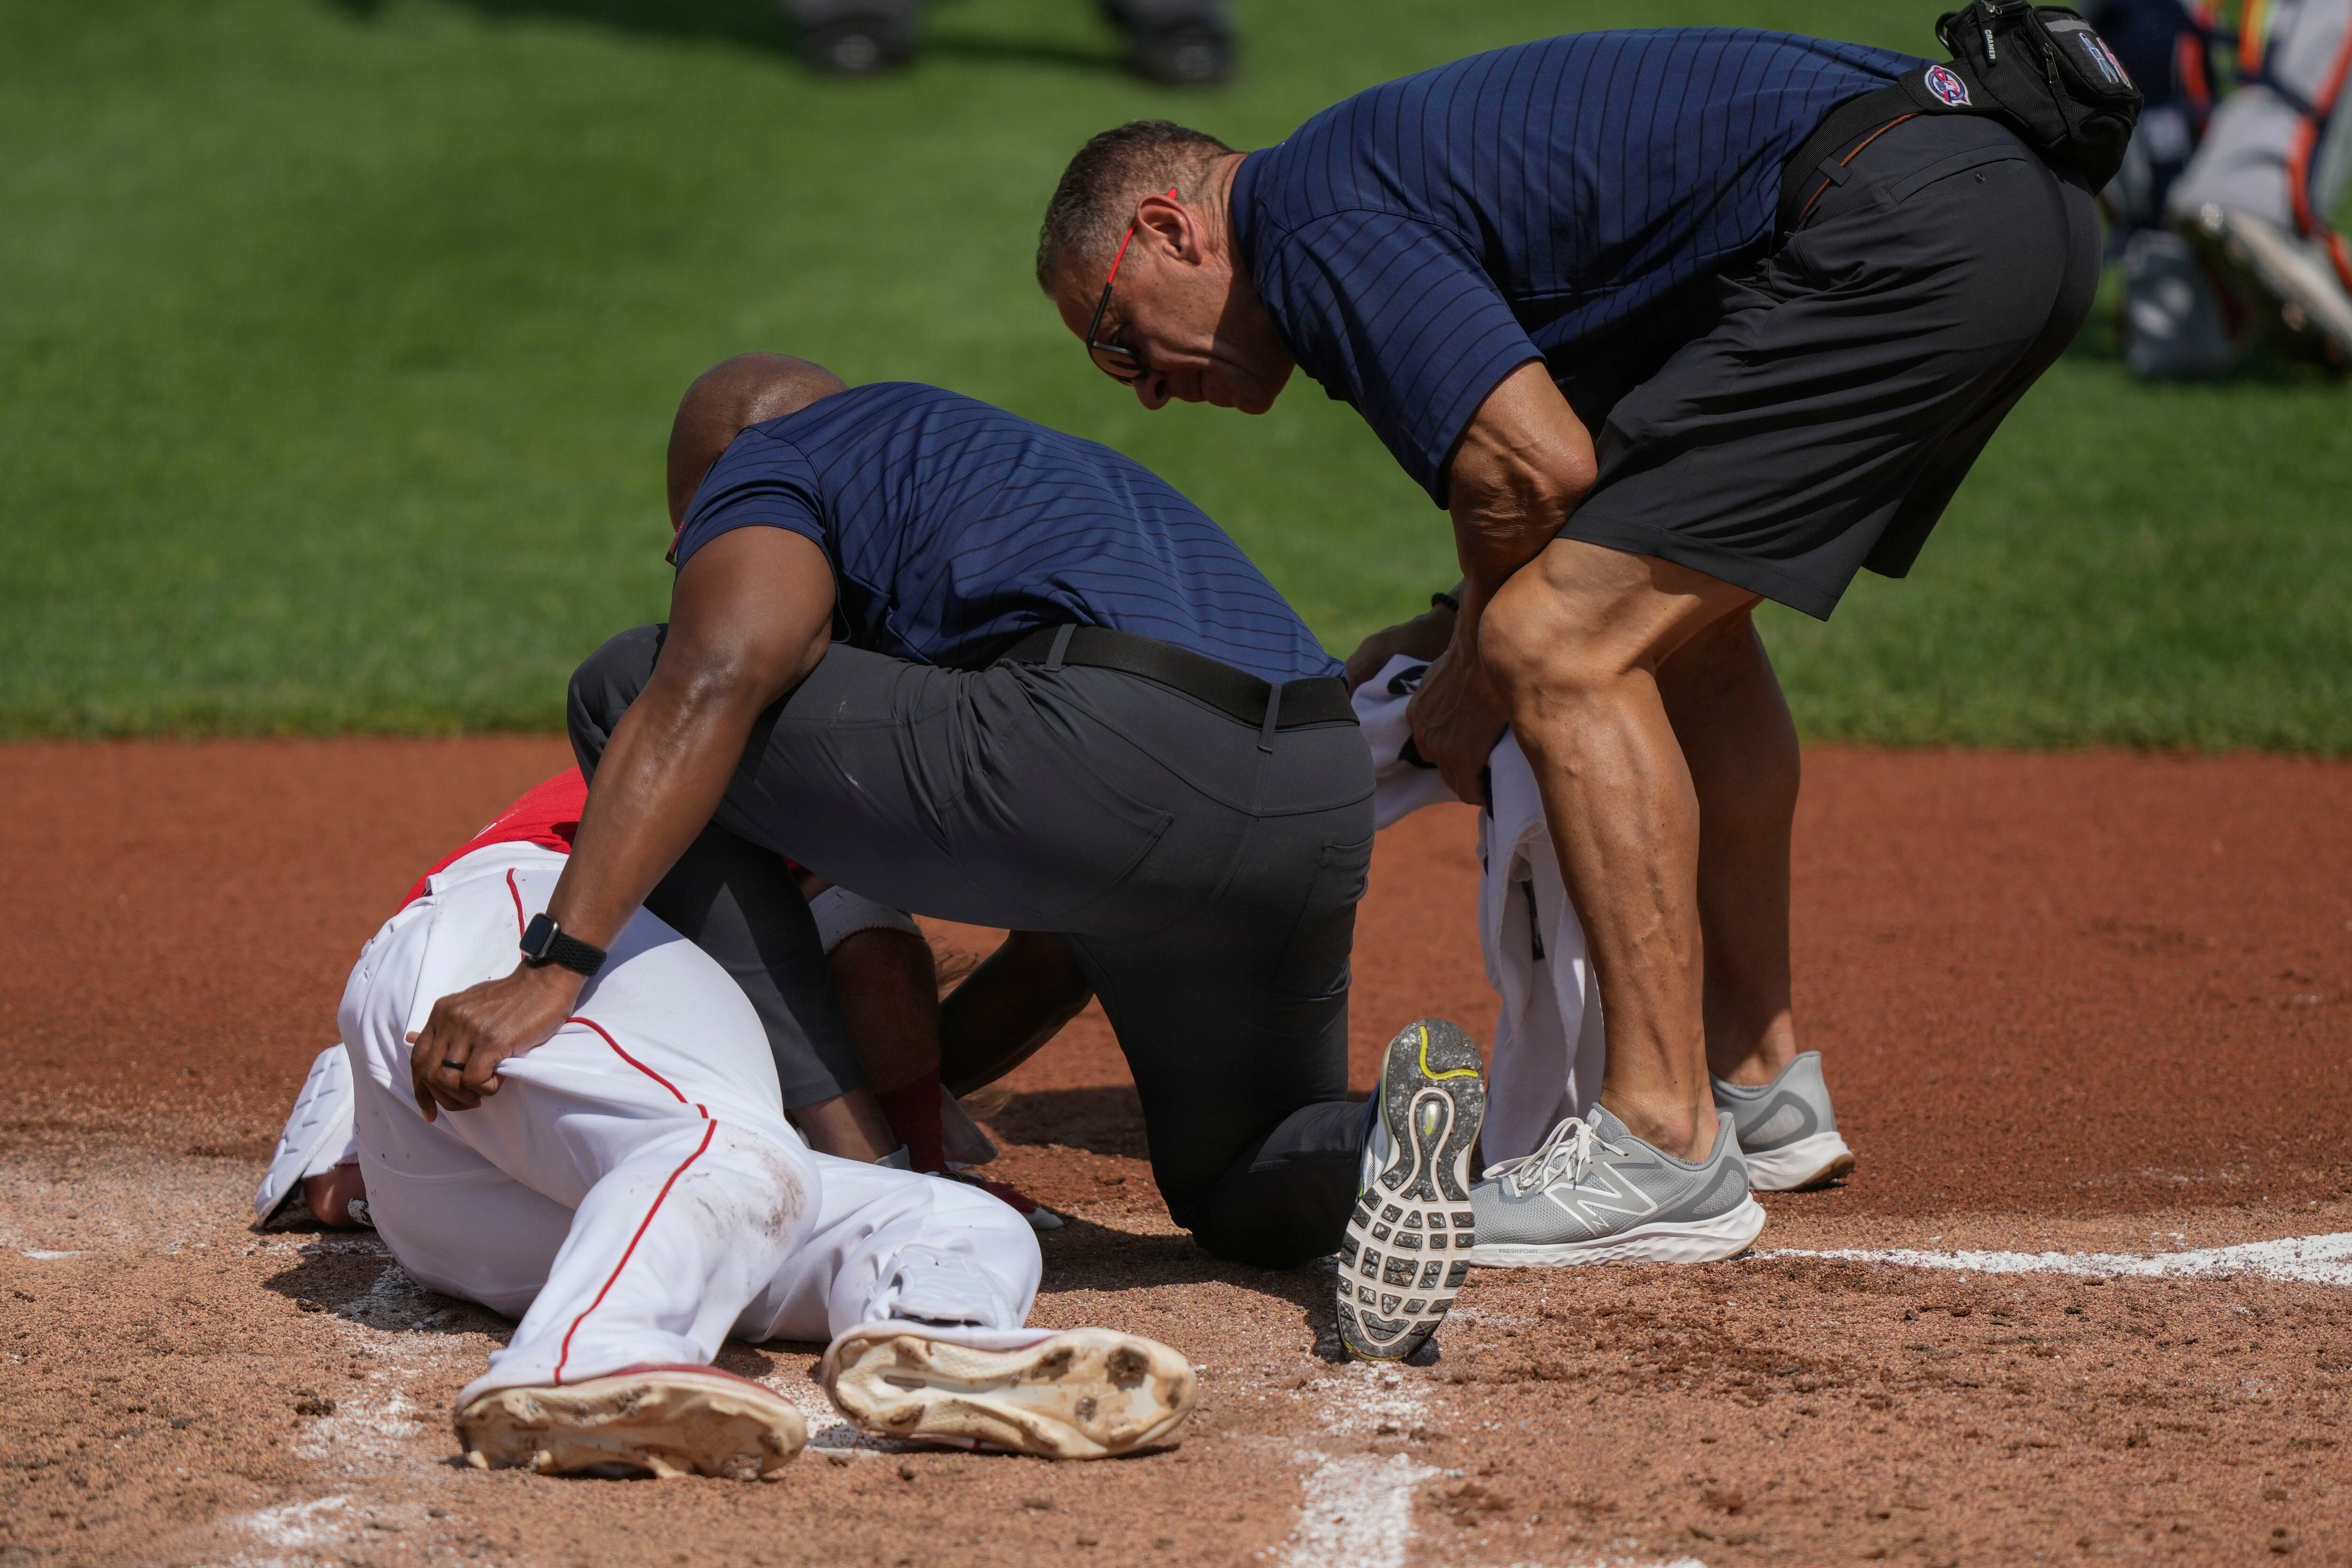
[1231,29,1920,503]
[671,382,1341,683]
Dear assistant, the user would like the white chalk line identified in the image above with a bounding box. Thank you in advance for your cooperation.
[293,1257,450,1467]
[1263,1232,2347,1567]
[238,1493,352,1550]
[1276,1357,1443,1568]
[208,1242,477,1566]
[1755,1230,2352,1287]
[1282,1450,1443,1568]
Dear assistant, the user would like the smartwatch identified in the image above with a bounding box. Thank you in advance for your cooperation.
[520,913,607,978]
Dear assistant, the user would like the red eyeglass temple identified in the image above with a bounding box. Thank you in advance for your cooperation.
[1103,188,1180,292]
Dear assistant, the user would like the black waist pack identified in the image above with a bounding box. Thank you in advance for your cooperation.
[1779,0,2145,227]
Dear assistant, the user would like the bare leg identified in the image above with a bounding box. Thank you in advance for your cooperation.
[789,1089,899,1163]
[827,927,944,1094]
[800,921,1091,1165]
[938,932,1093,1099]
[1655,610,1802,1087]
[1481,538,1762,1160]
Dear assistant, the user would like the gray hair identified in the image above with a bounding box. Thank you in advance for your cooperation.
[1035,120,1236,293]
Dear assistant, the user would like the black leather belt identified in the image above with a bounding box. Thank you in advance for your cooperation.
[994,625,1357,732]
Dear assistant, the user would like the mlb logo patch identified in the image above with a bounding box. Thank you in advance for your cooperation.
[1924,63,1972,107]
[2087,34,2133,87]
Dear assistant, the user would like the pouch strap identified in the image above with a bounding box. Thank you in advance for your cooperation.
[1777,83,1921,234]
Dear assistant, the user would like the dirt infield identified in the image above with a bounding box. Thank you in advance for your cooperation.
[2,738,2349,1567]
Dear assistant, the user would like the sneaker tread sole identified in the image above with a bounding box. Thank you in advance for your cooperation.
[1338,1020,1485,1362]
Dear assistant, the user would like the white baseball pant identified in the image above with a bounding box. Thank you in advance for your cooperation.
[337,843,1043,1410]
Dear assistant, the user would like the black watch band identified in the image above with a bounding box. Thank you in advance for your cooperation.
[520,913,607,978]
[1430,590,1462,614]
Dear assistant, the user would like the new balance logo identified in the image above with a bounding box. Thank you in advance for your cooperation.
[1541,1160,1661,1226]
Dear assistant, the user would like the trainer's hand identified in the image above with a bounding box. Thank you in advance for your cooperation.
[1342,605,1457,694]
[408,962,585,1121]
[1406,646,1509,806]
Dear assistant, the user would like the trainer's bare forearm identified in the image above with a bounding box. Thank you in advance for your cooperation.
[550,531,837,947]
[406,528,836,1118]
[1446,361,1598,661]
[548,677,770,951]
[1406,362,1597,798]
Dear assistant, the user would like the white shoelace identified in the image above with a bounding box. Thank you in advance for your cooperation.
[1482,1116,1627,1197]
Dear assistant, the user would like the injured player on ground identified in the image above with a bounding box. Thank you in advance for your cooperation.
[255,792,1193,1478]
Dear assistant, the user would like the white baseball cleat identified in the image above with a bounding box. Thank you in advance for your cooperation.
[823,1323,1195,1458]
[453,1364,806,1480]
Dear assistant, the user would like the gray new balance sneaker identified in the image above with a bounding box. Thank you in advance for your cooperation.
[1710,1050,1855,1192]
[1465,1105,1764,1267]
[1336,1019,1486,1361]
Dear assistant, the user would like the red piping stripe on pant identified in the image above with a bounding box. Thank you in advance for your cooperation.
[550,1013,713,1383]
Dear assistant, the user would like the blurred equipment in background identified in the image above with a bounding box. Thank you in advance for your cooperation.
[785,0,1235,83]
[2096,0,2352,377]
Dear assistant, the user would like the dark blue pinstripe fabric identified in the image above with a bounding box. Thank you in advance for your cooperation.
[671,382,1340,682]
[1232,29,1920,502]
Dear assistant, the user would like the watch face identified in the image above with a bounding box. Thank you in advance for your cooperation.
[522,913,556,959]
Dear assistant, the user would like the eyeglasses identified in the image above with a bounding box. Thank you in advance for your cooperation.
[1084,189,1176,384]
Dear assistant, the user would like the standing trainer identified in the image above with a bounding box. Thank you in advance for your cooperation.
[410,355,1485,1293]
[1041,25,2108,1258]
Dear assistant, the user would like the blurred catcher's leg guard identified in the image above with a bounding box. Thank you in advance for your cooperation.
[2163,0,2352,368]
[2181,202,2352,369]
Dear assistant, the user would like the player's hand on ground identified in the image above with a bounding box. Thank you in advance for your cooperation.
[1342,604,1457,693]
[1406,647,1509,806]
[408,963,583,1120]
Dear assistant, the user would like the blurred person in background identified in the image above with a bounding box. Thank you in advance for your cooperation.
[2099,0,2352,375]
[787,0,1236,83]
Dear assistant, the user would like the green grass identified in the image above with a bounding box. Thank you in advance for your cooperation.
[2,0,2347,746]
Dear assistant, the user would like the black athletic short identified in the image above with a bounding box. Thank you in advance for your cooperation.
[1557,112,2104,620]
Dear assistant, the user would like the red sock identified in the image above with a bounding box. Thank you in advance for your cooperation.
[874,1069,946,1173]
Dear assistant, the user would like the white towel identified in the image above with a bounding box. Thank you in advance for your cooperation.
[1353,656,1607,1164]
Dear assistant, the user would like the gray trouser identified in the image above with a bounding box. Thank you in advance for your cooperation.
[569,626,1377,1267]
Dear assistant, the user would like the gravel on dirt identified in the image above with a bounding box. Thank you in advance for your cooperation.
[1,737,2347,1567]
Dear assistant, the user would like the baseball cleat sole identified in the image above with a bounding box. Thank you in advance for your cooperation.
[1337,1019,1486,1362]
[1741,1129,1855,1192]
[824,1327,1195,1458]
[1465,1196,1766,1268]
[454,1363,806,1480]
